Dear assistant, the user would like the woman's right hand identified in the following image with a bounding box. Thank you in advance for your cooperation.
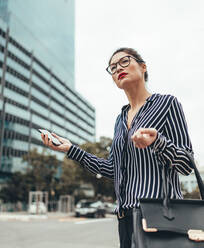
[41,132,72,153]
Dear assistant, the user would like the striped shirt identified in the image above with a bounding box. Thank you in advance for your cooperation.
[67,93,194,211]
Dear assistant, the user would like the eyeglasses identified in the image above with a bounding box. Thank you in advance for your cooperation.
[106,55,144,75]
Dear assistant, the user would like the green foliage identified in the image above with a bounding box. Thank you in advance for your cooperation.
[55,136,115,201]
[0,137,116,204]
[22,148,59,192]
[54,158,81,197]
[0,148,60,203]
[0,172,34,203]
[76,136,115,200]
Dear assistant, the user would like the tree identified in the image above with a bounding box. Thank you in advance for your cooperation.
[0,172,33,203]
[0,137,116,204]
[71,136,115,200]
[0,148,60,203]
[57,136,115,201]
[22,148,59,192]
[54,158,82,198]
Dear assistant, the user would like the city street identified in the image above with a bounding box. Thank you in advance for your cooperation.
[0,214,119,248]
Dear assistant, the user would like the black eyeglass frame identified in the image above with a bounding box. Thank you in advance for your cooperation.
[106,55,145,75]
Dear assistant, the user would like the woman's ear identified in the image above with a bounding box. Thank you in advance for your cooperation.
[141,63,147,72]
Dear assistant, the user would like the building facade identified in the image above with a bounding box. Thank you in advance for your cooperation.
[179,168,204,193]
[0,0,95,177]
[0,0,75,88]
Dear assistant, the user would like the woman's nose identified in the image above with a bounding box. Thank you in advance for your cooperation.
[116,64,124,73]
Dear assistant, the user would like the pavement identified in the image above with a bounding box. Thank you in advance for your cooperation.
[0,212,119,248]
[0,211,74,221]
[0,211,114,222]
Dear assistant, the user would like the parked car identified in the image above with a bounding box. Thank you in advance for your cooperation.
[28,202,47,214]
[75,200,106,218]
[104,202,117,214]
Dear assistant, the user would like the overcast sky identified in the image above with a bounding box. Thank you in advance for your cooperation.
[75,0,204,167]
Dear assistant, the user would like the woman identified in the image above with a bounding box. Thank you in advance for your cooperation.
[41,47,194,248]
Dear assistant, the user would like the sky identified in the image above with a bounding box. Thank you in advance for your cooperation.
[75,0,204,167]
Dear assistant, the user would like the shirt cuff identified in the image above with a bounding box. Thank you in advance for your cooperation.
[67,145,85,162]
[150,132,167,153]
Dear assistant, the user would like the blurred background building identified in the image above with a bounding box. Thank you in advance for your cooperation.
[179,168,204,193]
[0,0,96,179]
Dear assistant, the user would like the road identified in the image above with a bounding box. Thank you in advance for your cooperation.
[0,214,119,248]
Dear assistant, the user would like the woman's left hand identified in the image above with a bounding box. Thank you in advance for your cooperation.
[131,128,158,148]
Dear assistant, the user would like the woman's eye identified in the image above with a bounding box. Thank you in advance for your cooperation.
[110,65,116,71]
[121,59,128,63]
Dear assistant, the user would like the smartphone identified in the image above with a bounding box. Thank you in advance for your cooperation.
[38,129,62,146]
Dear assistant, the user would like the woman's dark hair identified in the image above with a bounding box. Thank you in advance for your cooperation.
[109,47,148,82]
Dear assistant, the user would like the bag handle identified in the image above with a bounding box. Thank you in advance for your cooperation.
[162,150,204,220]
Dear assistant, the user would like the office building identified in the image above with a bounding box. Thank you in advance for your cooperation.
[179,168,204,193]
[0,0,95,177]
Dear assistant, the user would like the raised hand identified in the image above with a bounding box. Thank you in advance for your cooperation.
[41,132,72,153]
[131,128,157,149]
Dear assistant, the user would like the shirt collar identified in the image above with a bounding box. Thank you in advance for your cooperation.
[121,93,159,111]
[146,93,159,102]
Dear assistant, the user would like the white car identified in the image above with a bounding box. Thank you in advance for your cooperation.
[75,200,106,218]
[28,202,47,214]
[104,202,117,214]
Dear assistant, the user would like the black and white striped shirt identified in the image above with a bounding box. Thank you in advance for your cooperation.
[67,93,194,211]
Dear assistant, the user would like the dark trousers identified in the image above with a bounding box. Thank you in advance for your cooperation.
[118,211,133,248]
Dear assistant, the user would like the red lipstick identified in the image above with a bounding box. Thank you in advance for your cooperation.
[118,73,128,80]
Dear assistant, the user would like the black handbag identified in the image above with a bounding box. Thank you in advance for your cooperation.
[132,150,204,248]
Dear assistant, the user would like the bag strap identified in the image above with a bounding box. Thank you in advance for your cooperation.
[162,149,204,220]
[184,150,204,199]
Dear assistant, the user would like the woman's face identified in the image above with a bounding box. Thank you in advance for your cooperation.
[110,51,146,89]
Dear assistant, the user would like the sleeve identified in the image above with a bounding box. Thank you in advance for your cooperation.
[150,97,194,176]
[66,115,120,180]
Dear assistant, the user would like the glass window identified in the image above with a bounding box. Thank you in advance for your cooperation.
[66,89,76,103]
[11,140,29,150]
[66,99,77,112]
[5,103,30,120]
[6,57,30,78]
[32,114,50,129]
[76,99,87,113]
[51,123,66,137]
[50,112,64,125]
[6,122,29,135]
[31,87,49,105]
[8,43,31,65]
[51,77,65,95]
[66,110,77,123]
[50,100,65,116]
[32,74,50,93]
[65,121,77,133]
[77,109,88,122]
[66,132,79,143]
[0,68,2,92]
[33,61,50,81]
[3,138,12,146]
[30,101,49,118]
[0,99,3,110]
[50,88,65,105]
[77,119,87,130]
[4,87,29,106]
[5,72,30,92]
